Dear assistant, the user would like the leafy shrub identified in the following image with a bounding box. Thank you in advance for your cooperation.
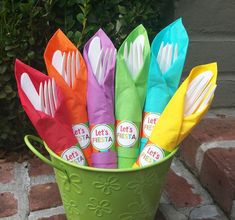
[0,0,174,151]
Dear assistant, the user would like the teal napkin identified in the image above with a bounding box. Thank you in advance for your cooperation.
[140,18,189,151]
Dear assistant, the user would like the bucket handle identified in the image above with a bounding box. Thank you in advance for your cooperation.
[24,135,66,173]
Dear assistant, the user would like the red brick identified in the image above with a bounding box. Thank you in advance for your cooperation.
[29,183,62,211]
[0,162,14,184]
[155,209,166,220]
[0,192,18,217]
[200,147,235,215]
[164,170,202,208]
[180,118,235,172]
[38,214,67,220]
[29,157,54,177]
[180,134,202,173]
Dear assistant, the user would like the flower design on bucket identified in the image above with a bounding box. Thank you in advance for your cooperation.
[127,172,155,195]
[61,193,80,216]
[93,176,121,195]
[87,197,112,217]
[119,202,152,220]
[57,169,83,194]
[64,200,80,216]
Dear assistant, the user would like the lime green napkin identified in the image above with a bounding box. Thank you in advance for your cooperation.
[115,25,150,168]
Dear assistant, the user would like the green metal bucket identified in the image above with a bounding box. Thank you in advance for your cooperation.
[25,135,177,220]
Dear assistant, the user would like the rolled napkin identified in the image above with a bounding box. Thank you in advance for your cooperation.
[134,62,217,168]
[83,29,117,168]
[115,25,150,168]
[15,59,86,166]
[44,29,92,165]
[140,18,189,152]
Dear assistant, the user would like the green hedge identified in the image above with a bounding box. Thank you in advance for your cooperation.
[0,0,174,151]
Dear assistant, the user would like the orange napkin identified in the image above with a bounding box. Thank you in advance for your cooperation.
[44,29,92,165]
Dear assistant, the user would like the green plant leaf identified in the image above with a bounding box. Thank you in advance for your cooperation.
[0,92,6,99]
[67,31,74,38]
[4,85,13,93]
[27,51,35,59]
[6,51,16,57]
[76,13,84,24]
[0,64,8,74]
[118,5,127,14]
[5,45,19,51]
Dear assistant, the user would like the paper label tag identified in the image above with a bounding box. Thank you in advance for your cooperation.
[61,146,86,165]
[138,143,165,167]
[91,124,114,151]
[116,120,139,148]
[142,112,161,138]
[72,123,90,149]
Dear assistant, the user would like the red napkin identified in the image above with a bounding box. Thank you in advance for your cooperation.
[15,59,86,165]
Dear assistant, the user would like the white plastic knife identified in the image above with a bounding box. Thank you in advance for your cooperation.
[21,73,41,111]
[52,50,63,74]
[88,36,101,75]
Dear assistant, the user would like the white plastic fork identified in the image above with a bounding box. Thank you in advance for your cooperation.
[39,78,58,117]
[196,84,217,113]
[95,47,116,85]
[184,71,213,115]
[124,35,144,79]
[185,82,212,116]
[88,36,116,85]
[52,50,80,88]
[157,42,178,74]
[184,71,216,116]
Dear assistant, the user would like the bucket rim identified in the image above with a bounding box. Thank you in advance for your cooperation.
[44,141,178,173]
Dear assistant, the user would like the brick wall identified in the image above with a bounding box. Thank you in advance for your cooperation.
[175,0,235,108]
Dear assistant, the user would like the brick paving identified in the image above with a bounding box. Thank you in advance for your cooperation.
[0,109,234,220]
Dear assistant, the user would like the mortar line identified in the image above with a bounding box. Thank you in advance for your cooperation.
[28,206,64,220]
[14,161,31,220]
[195,140,235,173]
[30,175,56,186]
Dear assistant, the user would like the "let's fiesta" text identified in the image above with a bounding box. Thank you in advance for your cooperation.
[91,124,114,151]
[116,121,138,147]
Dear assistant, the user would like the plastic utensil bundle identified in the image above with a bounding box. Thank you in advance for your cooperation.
[15,59,86,165]
[44,29,92,165]
[140,18,189,152]
[83,29,117,168]
[115,24,150,168]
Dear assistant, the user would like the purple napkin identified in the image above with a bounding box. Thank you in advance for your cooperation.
[83,29,117,169]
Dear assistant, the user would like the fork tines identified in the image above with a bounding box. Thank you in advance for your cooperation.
[95,47,116,85]
[52,50,80,88]
[123,35,144,79]
[39,78,58,117]
[61,50,80,88]
[184,71,215,116]
[157,42,178,74]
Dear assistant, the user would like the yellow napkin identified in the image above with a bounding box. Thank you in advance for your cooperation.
[134,62,217,168]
